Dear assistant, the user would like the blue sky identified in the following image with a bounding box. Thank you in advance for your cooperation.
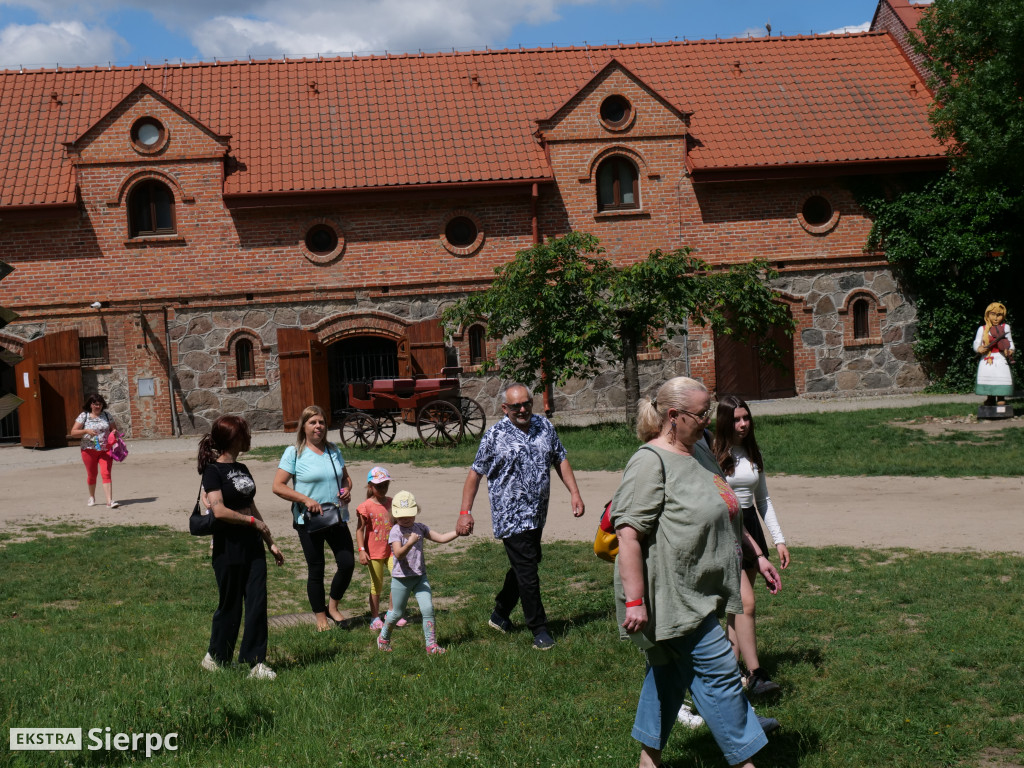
[0,1,892,71]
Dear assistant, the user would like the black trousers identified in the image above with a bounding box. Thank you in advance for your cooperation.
[209,553,268,666]
[296,522,355,614]
[495,527,547,635]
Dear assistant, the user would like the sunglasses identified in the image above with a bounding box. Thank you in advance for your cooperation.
[503,401,533,411]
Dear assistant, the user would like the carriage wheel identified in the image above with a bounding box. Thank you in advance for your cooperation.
[416,400,463,447]
[339,411,379,449]
[458,397,487,440]
[372,413,398,446]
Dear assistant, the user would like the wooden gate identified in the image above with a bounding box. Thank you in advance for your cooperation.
[277,328,330,432]
[714,309,796,401]
[16,329,83,448]
[406,318,447,378]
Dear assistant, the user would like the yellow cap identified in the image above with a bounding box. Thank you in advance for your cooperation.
[391,490,419,518]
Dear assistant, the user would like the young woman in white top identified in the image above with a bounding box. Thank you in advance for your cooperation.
[714,395,791,697]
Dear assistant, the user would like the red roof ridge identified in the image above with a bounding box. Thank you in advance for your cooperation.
[0,29,893,78]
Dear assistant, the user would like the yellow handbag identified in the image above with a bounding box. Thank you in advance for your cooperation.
[593,500,618,562]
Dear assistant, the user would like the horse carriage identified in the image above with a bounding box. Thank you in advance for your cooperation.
[337,376,486,448]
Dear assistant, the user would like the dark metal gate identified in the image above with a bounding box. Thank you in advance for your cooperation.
[327,337,399,417]
[0,357,18,442]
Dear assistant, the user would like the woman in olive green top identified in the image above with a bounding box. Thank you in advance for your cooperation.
[611,376,780,768]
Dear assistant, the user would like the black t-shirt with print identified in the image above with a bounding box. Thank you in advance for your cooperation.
[202,461,263,563]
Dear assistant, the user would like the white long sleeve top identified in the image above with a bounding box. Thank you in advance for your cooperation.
[725,446,786,545]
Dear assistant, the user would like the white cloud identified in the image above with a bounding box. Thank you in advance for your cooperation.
[189,0,593,58]
[825,21,871,35]
[0,21,126,69]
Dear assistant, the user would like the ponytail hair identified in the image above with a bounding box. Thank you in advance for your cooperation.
[197,415,251,474]
[636,376,708,442]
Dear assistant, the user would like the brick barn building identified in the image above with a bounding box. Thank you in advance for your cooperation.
[0,0,943,444]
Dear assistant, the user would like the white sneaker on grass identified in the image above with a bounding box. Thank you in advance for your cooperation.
[200,652,221,672]
[248,663,276,680]
[676,703,704,729]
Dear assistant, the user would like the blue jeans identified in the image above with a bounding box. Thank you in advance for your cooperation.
[632,614,767,765]
[381,574,437,647]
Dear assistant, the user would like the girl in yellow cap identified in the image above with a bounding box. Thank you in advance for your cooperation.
[377,491,462,654]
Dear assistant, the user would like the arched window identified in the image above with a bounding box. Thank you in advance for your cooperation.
[468,324,486,365]
[235,339,255,380]
[596,156,639,211]
[852,298,870,340]
[128,180,175,237]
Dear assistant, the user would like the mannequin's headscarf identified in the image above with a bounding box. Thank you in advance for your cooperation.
[982,302,1007,347]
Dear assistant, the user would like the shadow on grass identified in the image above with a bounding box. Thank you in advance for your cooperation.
[673,725,820,768]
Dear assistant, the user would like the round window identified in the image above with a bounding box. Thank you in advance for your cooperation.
[305,224,339,255]
[599,95,632,129]
[131,117,166,151]
[802,195,833,227]
[445,216,478,248]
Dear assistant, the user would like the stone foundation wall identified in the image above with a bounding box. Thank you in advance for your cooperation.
[6,265,929,438]
[773,268,927,395]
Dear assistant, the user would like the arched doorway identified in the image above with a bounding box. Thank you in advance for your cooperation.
[327,336,399,418]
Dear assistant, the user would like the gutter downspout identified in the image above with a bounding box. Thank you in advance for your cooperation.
[163,305,180,436]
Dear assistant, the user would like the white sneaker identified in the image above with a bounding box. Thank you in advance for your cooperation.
[87,497,96,507]
[676,703,704,729]
[248,662,276,680]
[200,652,221,672]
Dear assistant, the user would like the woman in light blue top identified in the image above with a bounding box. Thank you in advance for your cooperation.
[272,405,353,631]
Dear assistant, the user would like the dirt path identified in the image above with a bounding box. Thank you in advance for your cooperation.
[2,448,1021,553]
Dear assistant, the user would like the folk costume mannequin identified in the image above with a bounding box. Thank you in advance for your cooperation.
[973,302,1015,406]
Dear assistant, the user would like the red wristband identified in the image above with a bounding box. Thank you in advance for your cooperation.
[459,510,472,515]
[249,516,256,526]
[625,598,644,608]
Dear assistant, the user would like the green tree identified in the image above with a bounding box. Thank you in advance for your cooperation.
[913,0,1024,191]
[441,232,616,394]
[860,0,1024,390]
[442,233,793,421]
[862,175,1022,390]
[609,251,792,423]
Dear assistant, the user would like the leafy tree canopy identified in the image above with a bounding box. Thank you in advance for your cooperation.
[862,174,1022,390]
[442,232,791,419]
[914,0,1024,190]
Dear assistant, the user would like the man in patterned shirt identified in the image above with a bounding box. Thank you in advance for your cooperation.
[457,383,585,650]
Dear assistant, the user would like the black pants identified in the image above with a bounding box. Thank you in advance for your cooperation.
[209,553,268,666]
[296,522,355,614]
[495,527,547,635]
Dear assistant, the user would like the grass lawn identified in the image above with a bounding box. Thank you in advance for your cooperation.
[1,526,1022,766]
[246,402,1024,477]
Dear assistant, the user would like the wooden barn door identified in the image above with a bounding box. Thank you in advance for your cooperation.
[14,356,44,448]
[406,318,447,378]
[17,330,83,447]
[714,308,795,401]
[277,328,329,432]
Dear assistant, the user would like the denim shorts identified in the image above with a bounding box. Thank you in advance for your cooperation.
[631,613,767,764]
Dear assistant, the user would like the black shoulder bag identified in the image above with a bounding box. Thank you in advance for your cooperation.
[299,445,344,534]
[189,479,219,536]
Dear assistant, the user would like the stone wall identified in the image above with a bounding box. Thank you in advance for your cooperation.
[773,267,927,395]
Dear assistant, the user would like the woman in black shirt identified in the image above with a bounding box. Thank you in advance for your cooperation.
[198,415,284,680]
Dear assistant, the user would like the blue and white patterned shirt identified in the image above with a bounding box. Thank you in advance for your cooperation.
[471,414,568,539]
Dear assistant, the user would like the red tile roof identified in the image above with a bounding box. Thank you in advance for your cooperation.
[887,0,931,33]
[0,31,943,209]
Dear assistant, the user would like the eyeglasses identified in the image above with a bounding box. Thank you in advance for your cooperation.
[503,401,533,411]
[678,406,713,423]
